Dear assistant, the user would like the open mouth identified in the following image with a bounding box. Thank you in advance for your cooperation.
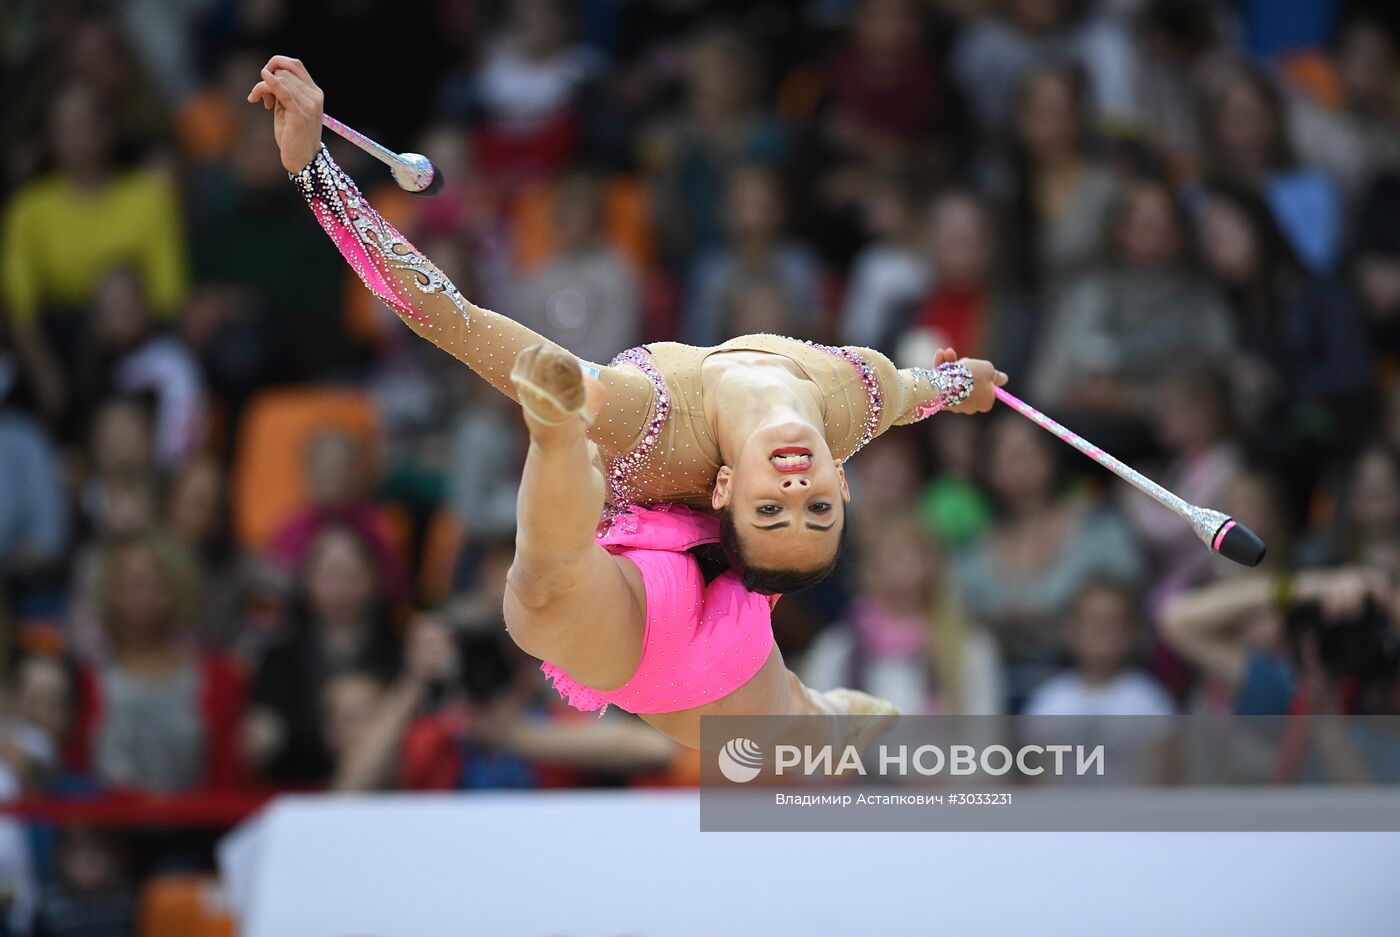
[769,446,813,473]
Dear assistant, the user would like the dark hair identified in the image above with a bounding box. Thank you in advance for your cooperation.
[716,506,850,596]
[1068,575,1142,620]
[1007,62,1094,292]
[1201,180,1305,326]
[1205,66,1297,175]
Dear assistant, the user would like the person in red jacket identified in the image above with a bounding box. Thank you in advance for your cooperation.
[68,529,246,792]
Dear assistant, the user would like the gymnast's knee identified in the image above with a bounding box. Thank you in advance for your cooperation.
[504,558,582,613]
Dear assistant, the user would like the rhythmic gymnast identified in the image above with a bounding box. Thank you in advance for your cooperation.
[250,57,1005,744]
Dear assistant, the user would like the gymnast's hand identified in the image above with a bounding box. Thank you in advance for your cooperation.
[246,55,325,173]
[931,346,1007,415]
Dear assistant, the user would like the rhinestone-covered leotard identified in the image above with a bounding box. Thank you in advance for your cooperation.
[292,144,957,507]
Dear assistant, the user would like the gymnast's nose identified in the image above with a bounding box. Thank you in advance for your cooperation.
[780,477,809,490]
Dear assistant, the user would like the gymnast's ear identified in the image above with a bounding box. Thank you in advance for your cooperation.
[711,465,734,511]
[836,461,851,502]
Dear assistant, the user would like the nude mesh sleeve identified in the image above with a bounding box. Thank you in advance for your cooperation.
[290,143,653,454]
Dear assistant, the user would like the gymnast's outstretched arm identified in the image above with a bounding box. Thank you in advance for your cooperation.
[855,344,1007,435]
[249,55,656,454]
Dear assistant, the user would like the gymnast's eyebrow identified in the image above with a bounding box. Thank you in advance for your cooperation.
[753,521,791,530]
[752,522,835,532]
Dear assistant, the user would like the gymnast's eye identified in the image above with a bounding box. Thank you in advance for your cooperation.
[756,504,782,516]
[810,502,831,514]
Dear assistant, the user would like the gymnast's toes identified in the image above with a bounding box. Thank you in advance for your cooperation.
[511,343,587,424]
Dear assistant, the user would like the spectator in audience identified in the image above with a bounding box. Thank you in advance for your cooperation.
[444,0,605,189]
[1130,0,1243,168]
[448,387,526,550]
[79,397,157,531]
[85,267,207,467]
[644,23,791,262]
[337,550,676,792]
[956,412,1143,709]
[244,525,401,786]
[813,0,961,258]
[951,0,1135,136]
[0,735,38,935]
[1121,365,1243,609]
[1350,174,1400,356]
[1287,12,1400,201]
[164,456,263,660]
[320,668,394,790]
[1203,65,1342,273]
[1333,446,1400,577]
[802,515,1003,715]
[1030,177,1233,436]
[1197,182,1372,513]
[185,104,346,394]
[847,432,927,518]
[839,173,933,349]
[998,63,1120,297]
[918,416,994,548]
[1162,565,1395,715]
[2,80,186,427]
[0,390,69,598]
[715,271,806,342]
[0,652,72,936]
[268,429,410,609]
[70,530,246,793]
[513,171,642,365]
[823,0,957,172]
[1024,578,1174,716]
[896,188,1037,379]
[2,652,72,794]
[5,14,171,184]
[65,472,161,664]
[30,827,135,937]
[683,163,823,345]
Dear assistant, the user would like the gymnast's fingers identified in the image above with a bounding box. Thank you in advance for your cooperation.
[246,80,274,107]
[265,55,314,86]
[995,370,1008,386]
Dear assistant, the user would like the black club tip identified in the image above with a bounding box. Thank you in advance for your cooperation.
[1215,519,1267,567]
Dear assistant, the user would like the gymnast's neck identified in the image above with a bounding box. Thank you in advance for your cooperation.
[708,376,825,464]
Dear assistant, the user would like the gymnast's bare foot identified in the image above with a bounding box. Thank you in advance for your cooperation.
[511,343,601,430]
[821,688,901,751]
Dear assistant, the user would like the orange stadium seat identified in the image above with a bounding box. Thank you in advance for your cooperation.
[512,175,654,272]
[138,874,237,937]
[1279,50,1343,109]
[232,387,379,548]
[418,509,468,604]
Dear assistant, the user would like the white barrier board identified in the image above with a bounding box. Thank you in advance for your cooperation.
[221,790,1400,937]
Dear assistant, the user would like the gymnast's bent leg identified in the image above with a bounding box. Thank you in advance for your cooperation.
[502,344,898,748]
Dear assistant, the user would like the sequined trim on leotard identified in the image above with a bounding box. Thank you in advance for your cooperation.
[289,143,468,327]
[802,341,883,459]
[604,347,672,509]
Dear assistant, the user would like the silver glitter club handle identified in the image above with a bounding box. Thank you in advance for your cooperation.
[994,386,1267,567]
[320,112,443,196]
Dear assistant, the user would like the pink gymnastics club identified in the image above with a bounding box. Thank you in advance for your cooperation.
[993,387,1267,567]
[320,112,443,195]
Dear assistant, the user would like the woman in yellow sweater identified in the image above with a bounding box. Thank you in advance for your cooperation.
[1,82,187,421]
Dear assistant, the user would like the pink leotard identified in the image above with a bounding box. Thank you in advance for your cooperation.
[539,504,777,714]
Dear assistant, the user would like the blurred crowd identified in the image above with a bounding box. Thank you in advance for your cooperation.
[3,0,1400,931]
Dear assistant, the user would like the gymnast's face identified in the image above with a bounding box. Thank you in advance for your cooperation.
[712,424,851,570]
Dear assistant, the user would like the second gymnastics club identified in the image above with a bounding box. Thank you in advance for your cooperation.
[994,386,1267,567]
[320,112,443,196]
